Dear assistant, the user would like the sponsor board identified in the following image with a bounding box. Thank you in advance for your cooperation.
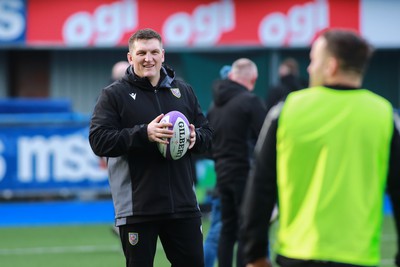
[23,0,359,47]
[0,125,108,193]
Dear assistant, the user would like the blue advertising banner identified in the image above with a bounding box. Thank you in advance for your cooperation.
[0,97,216,202]
[0,119,109,195]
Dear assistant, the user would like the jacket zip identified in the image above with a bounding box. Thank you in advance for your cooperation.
[154,88,175,212]
[154,89,162,113]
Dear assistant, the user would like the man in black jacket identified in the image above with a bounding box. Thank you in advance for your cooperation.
[207,58,267,267]
[89,28,212,267]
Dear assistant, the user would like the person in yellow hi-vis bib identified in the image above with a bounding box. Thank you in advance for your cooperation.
[240,28,400,267]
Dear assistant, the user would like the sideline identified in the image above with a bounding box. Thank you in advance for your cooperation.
[0,245,120,255]
[0,244,165,255]
[0,200,115,227]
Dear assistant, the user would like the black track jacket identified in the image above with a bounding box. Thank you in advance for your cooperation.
[89,65,212,222]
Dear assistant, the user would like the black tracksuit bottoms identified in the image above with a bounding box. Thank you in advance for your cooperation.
[119,217,204,267]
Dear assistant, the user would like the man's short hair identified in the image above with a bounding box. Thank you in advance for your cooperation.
[128,28,162,51]
[322,29,373,75]
[231,58,258,79]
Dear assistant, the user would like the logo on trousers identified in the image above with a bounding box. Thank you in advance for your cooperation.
[129,232,139,246]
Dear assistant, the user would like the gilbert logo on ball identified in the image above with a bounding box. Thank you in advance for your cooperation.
[157,111,190,160]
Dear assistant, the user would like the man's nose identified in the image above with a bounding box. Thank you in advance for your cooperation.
[145,53,152,61]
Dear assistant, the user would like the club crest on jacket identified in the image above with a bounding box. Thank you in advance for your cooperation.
[170,88,181,98]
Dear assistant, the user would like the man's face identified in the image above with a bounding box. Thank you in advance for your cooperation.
[307,36,328,87]
[127,38,165,85]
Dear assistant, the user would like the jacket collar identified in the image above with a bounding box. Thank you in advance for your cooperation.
[124,65,176,91]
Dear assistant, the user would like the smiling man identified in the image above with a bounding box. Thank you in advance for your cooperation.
[127,32,165,86]
[89,28,213,267]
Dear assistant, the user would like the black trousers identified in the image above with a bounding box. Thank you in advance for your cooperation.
[218,180,247,267]
[276,255,376,267]
[119,217,204,267]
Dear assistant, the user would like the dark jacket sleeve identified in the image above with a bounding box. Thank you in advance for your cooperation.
[265,85,285,113]
[250,95,268,136]
[203,102,216,160]
[387,112,400,266]
[89,87,149,157]
[240,103,283,264]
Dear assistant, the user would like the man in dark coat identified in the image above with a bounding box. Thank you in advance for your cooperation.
[207,58,267,267]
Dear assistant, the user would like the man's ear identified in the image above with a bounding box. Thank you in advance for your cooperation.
[127,52,133,64]
[227,71,233,80]
[250,76,257,89]
[326,56,339,76]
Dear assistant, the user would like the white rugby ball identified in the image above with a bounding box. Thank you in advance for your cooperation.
[157,111,190,160]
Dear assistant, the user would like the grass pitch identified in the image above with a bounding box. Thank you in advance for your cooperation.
[0,216,397,267]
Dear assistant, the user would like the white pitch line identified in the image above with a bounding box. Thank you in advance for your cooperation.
[0,245,120,255]
[0,245,395,266]
[380,258,396,266]
[0,244,165,255]
[381,234,396,241]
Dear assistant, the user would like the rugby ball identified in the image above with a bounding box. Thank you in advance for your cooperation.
[157,111,190,160]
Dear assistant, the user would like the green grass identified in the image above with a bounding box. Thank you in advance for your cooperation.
[0,216,396,267]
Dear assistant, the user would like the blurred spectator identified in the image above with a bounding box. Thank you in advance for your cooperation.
[265,58,307,113]
[207,58,267,267]
[111,61,130,82]
[203,64,231,267]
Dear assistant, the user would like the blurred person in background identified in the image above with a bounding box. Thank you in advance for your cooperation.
[89,28,212,267]
[241,28,400,267]
[265,57,307,113]
[111,61,131,83]
[203,64,231,267]
[207,58,267,267]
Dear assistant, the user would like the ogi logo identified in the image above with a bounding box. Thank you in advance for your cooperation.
[258,0,328,47]
[62,0,137,46]
[162,0,234,46]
